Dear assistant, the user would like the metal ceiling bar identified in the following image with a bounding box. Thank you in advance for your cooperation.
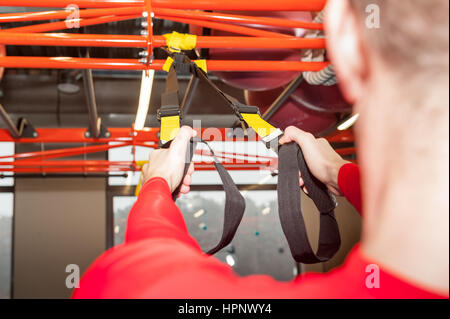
[0,102,20,138]
[0,128,258,143]
[0,7,322,30]
[0,33,325,49]
[2,15,141,33]
[262,74,304,121]
[0,7,142,23]
[157,15,291,38]
[83,67,101,138]
[154,8,324,30]
[0,160,134,167]
[0,143,131,160]
[0,0,326,11]
[0,56,330,71]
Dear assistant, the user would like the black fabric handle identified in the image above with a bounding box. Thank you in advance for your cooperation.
[277,143,341,264]
[195,140,246,255]
[163,138,246,254]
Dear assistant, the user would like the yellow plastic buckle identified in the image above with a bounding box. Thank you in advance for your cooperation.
[240,113,283,143]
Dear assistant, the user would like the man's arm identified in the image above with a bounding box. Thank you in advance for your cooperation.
[338,162,362,214]
[280,126,362,214]
[125,176,201,249]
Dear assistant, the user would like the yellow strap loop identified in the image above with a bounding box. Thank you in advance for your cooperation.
[160,115,180,143]
[194,59,207,73]
[241,113,278,139]
[162,56,207,73]
[162,56,174,73]
[163,31,197,53]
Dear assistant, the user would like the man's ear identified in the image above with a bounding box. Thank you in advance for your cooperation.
[324,0,369,104]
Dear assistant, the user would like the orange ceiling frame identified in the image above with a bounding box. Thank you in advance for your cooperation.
[0,0,327,71]
[0,0,355,174]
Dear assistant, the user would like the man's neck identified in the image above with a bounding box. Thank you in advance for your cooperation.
[358,80,449,295]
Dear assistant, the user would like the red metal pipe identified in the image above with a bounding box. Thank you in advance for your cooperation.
[195,36,325,49]
[0,0,326,11]
[0,7,142,23]
[202,60,330,72]
[0,32,147,48]
[0,56,147,70]
[326,129,355,143]
[158,15,291,38]
[0,128,257,143]
[0,7,322,31]
[144,0,153,70]
[0,56,330,71]
[155,8,323,31]
[5,167,134,173]
[2,15,141,33]
[335,147,356,156]
[5,164,268,173]
[0,143,131,160]
[0,32,325,49]
[0,160,134,167]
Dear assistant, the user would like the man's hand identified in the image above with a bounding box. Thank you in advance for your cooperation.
[279,126,350,196]
[141,126,196,194]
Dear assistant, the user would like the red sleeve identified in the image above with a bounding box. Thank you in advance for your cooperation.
[338,163,362,214]
[124,177,201,249]
[72,172,446,299]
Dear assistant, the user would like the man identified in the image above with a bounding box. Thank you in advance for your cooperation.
[73,0,449,298]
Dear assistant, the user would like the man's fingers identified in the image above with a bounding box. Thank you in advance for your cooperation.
[298,171,305,187]
[187,162,195,175]
[180,184,190,194]
[283,126,315,148]
[170,126,196,156]
[183,173,192,187]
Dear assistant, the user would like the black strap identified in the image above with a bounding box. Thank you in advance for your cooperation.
[197,139,246,255]
[157,54,191,135]
[277,143,341,264]
[159,52,341,263]
[158,54,194,201]
[166,137,246,254]
[191,64,260,121]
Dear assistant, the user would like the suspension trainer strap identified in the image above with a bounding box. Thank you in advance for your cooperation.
[158,54,196,200]
[277,143,341,264]
[158,54,192,146]
[196,139,246,255]
[190,64,283,144]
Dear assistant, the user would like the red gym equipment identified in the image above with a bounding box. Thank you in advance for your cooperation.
[0,0,355,176]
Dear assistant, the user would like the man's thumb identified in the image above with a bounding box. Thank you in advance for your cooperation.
[170,126,195,156]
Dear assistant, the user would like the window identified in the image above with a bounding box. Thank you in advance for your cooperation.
[0,142,14,299]
[0,142,14,187]
[0,193,13,299]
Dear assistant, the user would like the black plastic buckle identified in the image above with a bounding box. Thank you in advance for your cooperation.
[232,102,260,120]
[157,106,182,121]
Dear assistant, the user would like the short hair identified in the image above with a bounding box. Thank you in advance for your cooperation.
[349,0,449,74]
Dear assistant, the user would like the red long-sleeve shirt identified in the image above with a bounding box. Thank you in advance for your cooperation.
[73,163,447,299]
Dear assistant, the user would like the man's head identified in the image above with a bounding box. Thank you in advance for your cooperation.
[324,0,449,177]
[325,0,449,104]
[325,0,449,238]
